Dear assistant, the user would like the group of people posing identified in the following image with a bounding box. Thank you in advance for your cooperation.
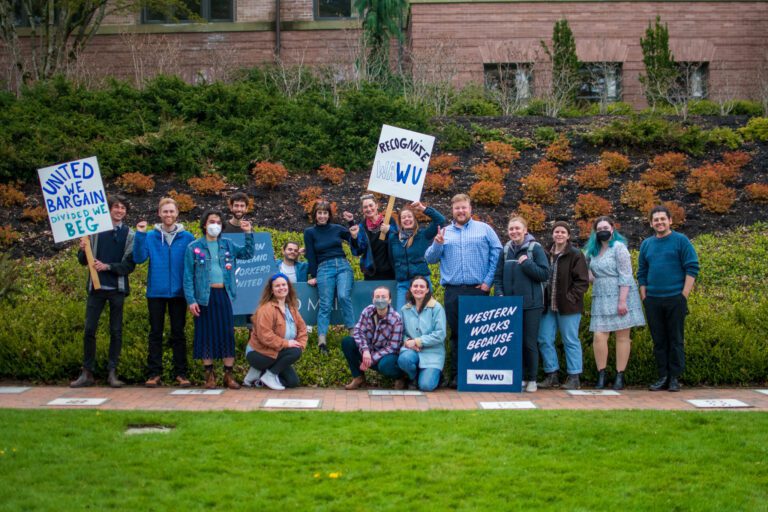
[70,191,699,394]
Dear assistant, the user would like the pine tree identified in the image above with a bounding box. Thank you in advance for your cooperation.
[639,16,677,106]
[541,18,581,107]
[353,0,408,79]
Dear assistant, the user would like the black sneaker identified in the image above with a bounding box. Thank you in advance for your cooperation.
[667,377,681,392]
[318,343,329,355]
[562,374,581,390]
[538,372,560,389]
[649,376,669,391]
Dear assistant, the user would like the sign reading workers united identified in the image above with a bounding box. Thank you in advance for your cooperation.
[37,156,112,243]
[367,124,435,202]
[458,296,523,393]
[223,232,278,316]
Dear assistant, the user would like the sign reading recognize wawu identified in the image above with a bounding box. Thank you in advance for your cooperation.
[37,156,112,243]
[367,125,436,202]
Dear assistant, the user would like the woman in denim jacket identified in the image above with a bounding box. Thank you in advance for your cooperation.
[184,209,254,389]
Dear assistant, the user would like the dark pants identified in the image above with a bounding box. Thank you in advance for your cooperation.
[523,308,543,381]
[444,284,490,380]
[246,348,302,388]
[83,290,126,372]
[644,295,688,378]
[341,336,403,379]
[147,297,188,378]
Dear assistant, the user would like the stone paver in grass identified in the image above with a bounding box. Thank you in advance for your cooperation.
[479,401,537,409]
[47,397,109,406]
[686,399,752,409]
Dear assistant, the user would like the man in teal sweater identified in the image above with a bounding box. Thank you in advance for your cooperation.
[637,205,699,392]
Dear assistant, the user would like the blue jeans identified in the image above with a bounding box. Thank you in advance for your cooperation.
[537,311,583,374]
[341,336,403,379]
[316,257,355,335]
[395,277,433,312]
[397,349,441,391]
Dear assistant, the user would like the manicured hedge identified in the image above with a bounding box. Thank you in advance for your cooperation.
[0,224,766,387]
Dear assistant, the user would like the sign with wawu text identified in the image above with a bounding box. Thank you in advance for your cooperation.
[458,296,523,393]
[367,124,435,202]
[38,156,112,243]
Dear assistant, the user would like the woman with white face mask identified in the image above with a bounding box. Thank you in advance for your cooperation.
[183,209,254,389]
[583,216,645,391]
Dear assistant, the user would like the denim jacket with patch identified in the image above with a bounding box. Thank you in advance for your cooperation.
[183,233,254,307]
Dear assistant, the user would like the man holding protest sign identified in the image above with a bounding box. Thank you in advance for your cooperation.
[425,194,502,389]
[71,195,136,388]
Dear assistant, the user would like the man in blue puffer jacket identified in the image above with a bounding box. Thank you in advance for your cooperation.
[133,198,195,388]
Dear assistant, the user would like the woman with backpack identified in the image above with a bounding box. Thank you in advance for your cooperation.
[493,216,550,392]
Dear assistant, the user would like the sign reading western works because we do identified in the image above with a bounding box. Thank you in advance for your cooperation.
[367,125,435,202]
[458,296,523,393]
[38,156,112,243]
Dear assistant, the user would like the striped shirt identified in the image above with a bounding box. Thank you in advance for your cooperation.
[424,219,502,287]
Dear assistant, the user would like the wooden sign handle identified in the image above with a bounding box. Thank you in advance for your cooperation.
[81,235,101,290]
[379,196,397,240]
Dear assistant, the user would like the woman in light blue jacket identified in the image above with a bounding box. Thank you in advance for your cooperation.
[397,276,447,391]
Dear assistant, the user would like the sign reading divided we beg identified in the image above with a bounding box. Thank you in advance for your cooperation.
[367,124,435,202]
[38,156,112,243]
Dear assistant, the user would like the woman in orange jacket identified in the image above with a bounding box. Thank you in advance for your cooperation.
[242,273,307,390]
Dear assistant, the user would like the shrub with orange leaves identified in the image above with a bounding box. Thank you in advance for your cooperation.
[318,164,345,185]
[700,187,737,214]
[469,181,505,206]
[516,202,546,232]
[600,151,630,174]
[530,159,559,178]
[252,161,289,189]
[429,154,460,174]
[721,151,751,171]
[574,163,611,189]
[483,141,520,166]
[687,164,734,195]
[0,182,25,207]
[650,152,688,175]
[168,190,196,213]
[520,173,560,204]
[574,193,613,220]
[22,206,48,223]
[0,225,20,247]
[424,173,454,193]
[621,182,659,214]
[745,183,768,202]
[575,219,593,240]
[640,169,676,191]
[187,173,226,196]
[298,187,324,214]
[116,172,155,194]
[661,201,686,226]
[545,134,573,163]
[471,162,507,183]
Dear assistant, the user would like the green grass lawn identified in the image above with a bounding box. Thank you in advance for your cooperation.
[1,409,766,511]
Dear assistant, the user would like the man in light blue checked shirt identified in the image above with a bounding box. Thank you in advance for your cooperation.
[425,194,502,388]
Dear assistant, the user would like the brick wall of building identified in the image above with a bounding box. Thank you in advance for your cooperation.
[408,1,768,107]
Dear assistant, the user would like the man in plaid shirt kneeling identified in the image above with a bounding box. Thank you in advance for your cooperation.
[341,286,406,390]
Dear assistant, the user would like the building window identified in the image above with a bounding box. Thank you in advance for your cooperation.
[316,0,353,19]
[483,63,533,101]
[578,62,622,103]
[675,62,708,100]
[144,0,233,23]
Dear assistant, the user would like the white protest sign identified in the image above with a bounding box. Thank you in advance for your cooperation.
[38,156,112,243]
[367,125,435,202]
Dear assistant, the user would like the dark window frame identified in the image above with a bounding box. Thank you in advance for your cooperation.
[577,62,622,103]
[483,62,534,101]
[674,61,709,101]
[143,0,234,24]
[314,0,355,20]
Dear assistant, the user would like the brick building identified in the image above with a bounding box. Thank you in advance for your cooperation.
[3,1,767,108]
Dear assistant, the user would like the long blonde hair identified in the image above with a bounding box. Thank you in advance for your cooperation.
[397,206,420,248]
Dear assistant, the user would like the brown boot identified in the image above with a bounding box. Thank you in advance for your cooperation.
[345,376,366,390]
[107,369,124,388]
[394,379,406,390]
[70,369,95,388]
[204,368,217,389]
[223,370,241,390]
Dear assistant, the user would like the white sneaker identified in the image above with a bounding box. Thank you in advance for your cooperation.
[526,381,538,393]
[521,380,528,390]
[242,367,263,388]
[260,370,285,390]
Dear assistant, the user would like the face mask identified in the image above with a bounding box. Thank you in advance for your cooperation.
[596,230,612,242]
[373,299,389,310]
[207,224,222,237]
